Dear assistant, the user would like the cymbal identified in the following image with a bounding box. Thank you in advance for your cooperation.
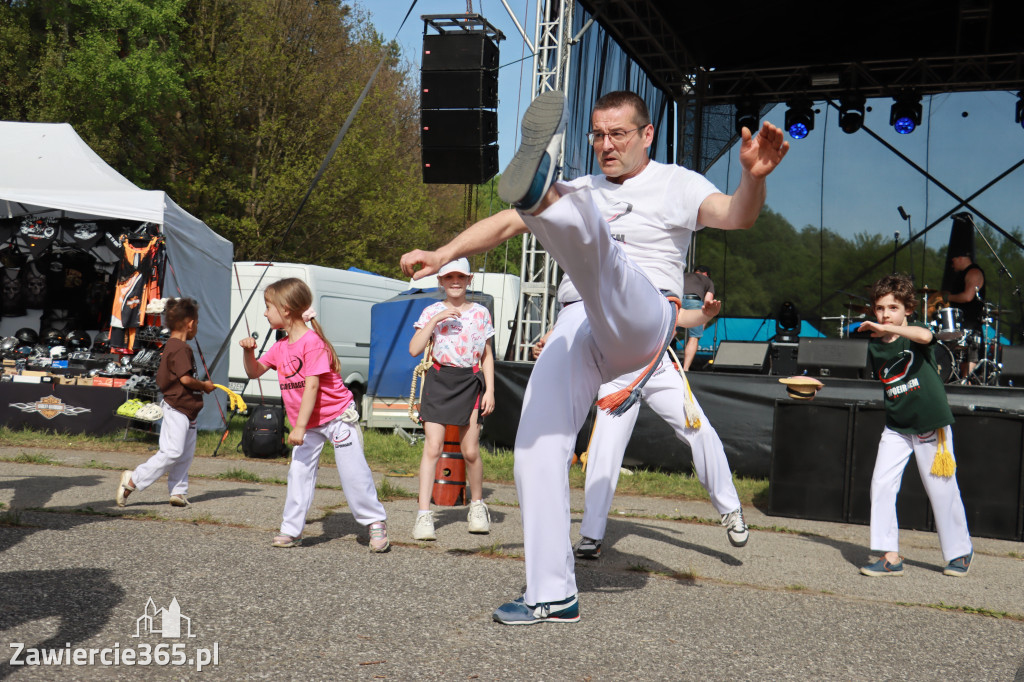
[917,286,940,295]
[987,308,1013,317]
[844,303,870,314]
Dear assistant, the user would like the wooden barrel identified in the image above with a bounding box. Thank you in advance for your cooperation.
[432,424,466,506]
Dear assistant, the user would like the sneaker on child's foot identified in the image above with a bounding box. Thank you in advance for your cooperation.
[860,556,904,576]
[467,500,490,534]
[116,470,135,507]
[368,521,390,553]
[272,534,302,548]
[169,494,190,507]
[943,550,973,577]
[493,593,580,625]
[574,536,602,559]
[497,90,567,213]
[721,507,749,547]
[412,511,436,541]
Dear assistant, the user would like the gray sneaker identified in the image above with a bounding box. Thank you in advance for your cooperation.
[721,508,749,547]
[412,511,436,541]
[368,521,390,553]
[574,536,602,559]
[497,90,567,213]
[467,500,491,534]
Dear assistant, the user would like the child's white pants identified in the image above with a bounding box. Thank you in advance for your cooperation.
[132,402,196,496]
[515,186,674,605]
[581,358,741,542]
[280,415,386,538]
[869,425,972,561]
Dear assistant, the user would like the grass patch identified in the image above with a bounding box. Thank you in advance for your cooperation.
[81,459,119,470]
[1,452,58,465]
[1009,551,1023,560]
[0,509,30,527]
[895,601,1024,621]
[376,478,416,501]
[462,542,521,559]
[214,468,263,483]
[786,584,808,591]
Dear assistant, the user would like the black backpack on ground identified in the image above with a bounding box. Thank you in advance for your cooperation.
[241,404,288,458]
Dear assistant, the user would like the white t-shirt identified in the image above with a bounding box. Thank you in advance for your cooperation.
[414,301,495,368]
[556,160,719,302]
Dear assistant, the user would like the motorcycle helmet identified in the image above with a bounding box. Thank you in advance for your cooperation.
[65,330,92,350]
[14,327,38,346]
[41,329,66,347]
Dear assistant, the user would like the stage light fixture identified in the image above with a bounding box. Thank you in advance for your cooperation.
[734,100,760,136]
[1016,91,1024,130]
[784,99,814,139]
[775,301,800,343]
[838,93,866,134]
[889,92,922,134]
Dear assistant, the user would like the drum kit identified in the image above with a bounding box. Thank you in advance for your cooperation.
[827,286,1009,385]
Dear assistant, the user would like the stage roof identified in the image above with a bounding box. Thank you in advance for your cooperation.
[577,0,1024,103]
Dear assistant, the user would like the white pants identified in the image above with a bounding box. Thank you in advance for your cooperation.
[132,402,196,496]
[280,415,386,538]
[581,357,741,542]
[515,186,674,605]
[869,425,972,561]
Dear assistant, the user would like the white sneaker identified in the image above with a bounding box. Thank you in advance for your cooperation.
[412,511,436,541]
[467,500,491,534]
[721,507,749,547]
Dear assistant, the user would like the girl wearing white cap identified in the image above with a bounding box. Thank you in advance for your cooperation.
[409,257,495,540]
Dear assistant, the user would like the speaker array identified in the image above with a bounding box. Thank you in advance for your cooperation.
[420,33,499,185]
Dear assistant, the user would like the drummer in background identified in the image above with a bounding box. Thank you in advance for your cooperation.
[943,247,986,376]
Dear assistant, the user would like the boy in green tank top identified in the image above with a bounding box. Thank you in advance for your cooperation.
[857,274,973,577]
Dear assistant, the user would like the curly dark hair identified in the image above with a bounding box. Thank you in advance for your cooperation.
[164,297,200,332]
[869,274,916,313]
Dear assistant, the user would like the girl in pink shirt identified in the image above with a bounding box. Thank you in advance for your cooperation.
[240,277,388,551]
[409,258,495,540]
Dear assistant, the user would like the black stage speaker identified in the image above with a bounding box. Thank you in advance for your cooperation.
[769,342,799,376]
[769,402,854,522]
[422,146,498,186]
[421,71,498,109]
[422,34,499,71]
[420,109,497,147]
[798,338,869,379]
[712,341,769,373]
[950,413,1023,541]
[847,407,932,532]
[999,345,1024,385]
[420,31,499,185]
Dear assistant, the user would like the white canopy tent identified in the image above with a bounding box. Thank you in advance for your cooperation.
[0,121,232,429]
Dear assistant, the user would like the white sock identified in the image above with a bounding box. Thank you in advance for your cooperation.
[417,509,431,518]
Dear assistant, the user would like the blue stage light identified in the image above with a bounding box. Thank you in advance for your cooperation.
[784,99,814,140]
[788,122,809,139]
[893,116,916,134]
[889,92,922,135]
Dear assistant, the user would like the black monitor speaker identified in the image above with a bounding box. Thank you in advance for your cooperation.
[797,338,869,379]
[712,341,769,374]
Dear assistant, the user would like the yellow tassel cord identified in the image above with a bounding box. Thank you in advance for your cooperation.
[930,428,956,478]
[666,346,701,429]
[407,340,433,424]
[578,413,600,473]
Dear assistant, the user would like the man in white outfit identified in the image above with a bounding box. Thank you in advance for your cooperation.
[400,90,788,624]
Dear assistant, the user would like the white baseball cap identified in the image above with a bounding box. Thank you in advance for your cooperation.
[437,257,472,277]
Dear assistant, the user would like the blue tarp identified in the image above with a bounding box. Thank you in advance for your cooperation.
[368,289,494,397]
[687,317,825,354]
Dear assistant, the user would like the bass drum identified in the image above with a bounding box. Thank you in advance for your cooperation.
[933,343,957,384]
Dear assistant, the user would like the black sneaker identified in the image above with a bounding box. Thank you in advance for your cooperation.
[497,90,567,213]
[574,536,602,559]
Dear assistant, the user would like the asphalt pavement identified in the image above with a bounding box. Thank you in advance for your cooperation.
[1,444,1023,681]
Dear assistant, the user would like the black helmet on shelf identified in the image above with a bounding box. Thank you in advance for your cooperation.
[65,330,92,349]
[93,330,111,353]
[41,329,66,347]
[14,328,38,345]
[0,336,17,353]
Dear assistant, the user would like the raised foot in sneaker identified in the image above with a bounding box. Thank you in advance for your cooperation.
[492,593,579,625]
[368,521,390,553]
[860,557,904,576]
[272,534,302,548]
[497,90,567,213]
[721,508,749,547]
[116,470,135,507]
[467,500,490,534]
[574,536,602,559]
[412,511,436,541]
[943,550,973,577]
[169,494,190,507]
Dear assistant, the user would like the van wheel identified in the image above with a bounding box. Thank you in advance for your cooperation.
[347,384,364,417]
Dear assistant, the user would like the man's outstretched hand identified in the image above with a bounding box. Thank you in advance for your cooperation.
[739,121,789,179]
[400,249,442,280]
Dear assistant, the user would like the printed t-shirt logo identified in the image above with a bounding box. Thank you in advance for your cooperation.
[879,350,913,385]
[282,355,303,379]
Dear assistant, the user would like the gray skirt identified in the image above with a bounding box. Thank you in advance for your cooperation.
[419,363,484,427]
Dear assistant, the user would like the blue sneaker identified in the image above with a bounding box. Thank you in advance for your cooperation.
[497,90,567,213]
[492,593,579,625]
[860,557,904,576]
[943,550,973,577]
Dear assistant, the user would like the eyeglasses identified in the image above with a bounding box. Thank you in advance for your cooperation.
[587,126,645,145]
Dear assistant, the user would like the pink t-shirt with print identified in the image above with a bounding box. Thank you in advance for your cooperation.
[259,329,352,428]
[414,301,494,368]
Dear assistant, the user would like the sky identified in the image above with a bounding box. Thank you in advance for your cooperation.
[363,1,1024,252]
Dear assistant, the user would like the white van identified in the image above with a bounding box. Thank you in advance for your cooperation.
[228,262,408,407]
